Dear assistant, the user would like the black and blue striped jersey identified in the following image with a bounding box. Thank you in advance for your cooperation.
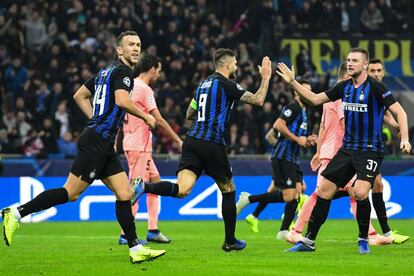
[84,60,133,142]
[187,72,246,145]
[271,100,308,163]
[325,76,396,154]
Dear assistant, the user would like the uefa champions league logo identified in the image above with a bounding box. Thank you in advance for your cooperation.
[1,176,405,222]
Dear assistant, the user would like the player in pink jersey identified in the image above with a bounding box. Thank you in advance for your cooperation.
[119,54,183,244]
[286,62,399,245]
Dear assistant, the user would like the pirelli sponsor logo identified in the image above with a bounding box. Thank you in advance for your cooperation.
[342,102,368,112]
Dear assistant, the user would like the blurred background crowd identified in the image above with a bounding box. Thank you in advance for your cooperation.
[1,0,413,158]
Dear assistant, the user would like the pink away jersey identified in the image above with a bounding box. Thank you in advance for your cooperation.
[319,99,344,160]
[123,78,157,152]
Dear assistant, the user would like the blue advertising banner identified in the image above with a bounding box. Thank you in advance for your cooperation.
[0,176,413,222]
[3,159,414,177]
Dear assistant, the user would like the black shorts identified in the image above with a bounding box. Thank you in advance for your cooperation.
[177,136,232,183]
[70,128,124,184]
[321,148,383,187]
[271,159,303,189]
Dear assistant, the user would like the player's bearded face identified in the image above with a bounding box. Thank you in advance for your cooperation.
[368,64,384,81]
[117,35,141,66]
[346,52,367,78]
[151,64,162,83]
[228,58,237,79]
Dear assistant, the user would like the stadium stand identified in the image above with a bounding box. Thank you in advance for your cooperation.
[0,0,413,157]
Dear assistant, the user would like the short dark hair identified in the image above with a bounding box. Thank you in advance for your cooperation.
[338,62,347,80]
[116,30,138,46]
[369,58,383,65]
[213,48,235,68]
[135,54,162,76]
[348,47,369,61]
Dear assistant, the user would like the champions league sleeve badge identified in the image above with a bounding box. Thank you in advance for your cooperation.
[283,109,292,117]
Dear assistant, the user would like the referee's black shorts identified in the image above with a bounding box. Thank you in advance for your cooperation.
[321,148,383,187]
[177,136,232,183]
[70,128,124,184]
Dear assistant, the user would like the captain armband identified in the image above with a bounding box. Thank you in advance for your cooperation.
[190,98,197,110]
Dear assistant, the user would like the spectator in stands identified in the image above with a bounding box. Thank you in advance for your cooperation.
[3,57,28,109]
[296,48,316,78]
[227,123,239,156]
[0,128,13,153]
[361,0,384,33]
[23,9,48,53]
[55,101,69,138]
[16,111,31,138]
[0,1,411,157]
[22,129,44,158]
[340,2,350,33]
[57,131,77,158]
[3,111,16,133]
[348,0,362,32]
[38,117,58,154]
[235,131,255,154]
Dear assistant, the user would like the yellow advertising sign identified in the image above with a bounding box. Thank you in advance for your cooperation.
[280,38,414,76]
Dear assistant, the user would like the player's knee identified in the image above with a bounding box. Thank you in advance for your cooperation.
[217,178,235,193]
[177,186,191,198]
[301,182,306,193]
[353,190,369,201]
[282,189,297,202]
[67,192,81,202]
[113,186,132,201]
[372,181,383,193]
[218,185,234,193]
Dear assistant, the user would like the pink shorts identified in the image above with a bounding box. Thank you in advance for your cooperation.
[317,158,355,191]
[125,151,160,182]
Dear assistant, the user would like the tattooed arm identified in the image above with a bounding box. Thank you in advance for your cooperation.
[239,57,272,106]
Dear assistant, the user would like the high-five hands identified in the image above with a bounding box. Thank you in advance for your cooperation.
[258,56,272,79]
[276,63,295,83]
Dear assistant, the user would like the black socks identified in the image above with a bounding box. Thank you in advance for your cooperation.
[17,188,69,218]
[116,200,139,248]
[222,191,237,244]
[305,196,331,241]
[252,202,269,218]
[372,192,391,234]
[332,190,349,200]
[144,181,179,197]
[280,199,299,231]
[248,189,284,203]
[356,198,371,239]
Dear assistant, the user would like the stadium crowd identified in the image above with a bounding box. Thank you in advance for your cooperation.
[0,0,412,157]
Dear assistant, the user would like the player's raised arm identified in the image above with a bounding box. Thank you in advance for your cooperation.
[73,84,93,119]
[276,63,330,106]
[115,89,156,129]
[388,102,411,153]
[239,56,272,106]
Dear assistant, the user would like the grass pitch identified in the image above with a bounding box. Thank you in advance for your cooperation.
[1,220,413,275]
